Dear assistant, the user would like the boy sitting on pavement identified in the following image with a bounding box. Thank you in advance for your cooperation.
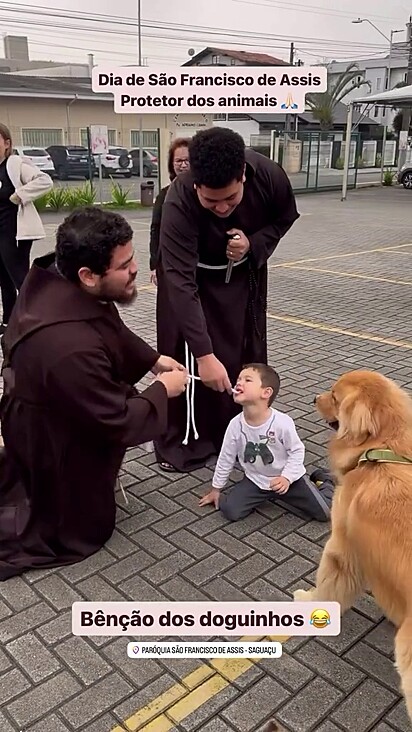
[199,363,334,522]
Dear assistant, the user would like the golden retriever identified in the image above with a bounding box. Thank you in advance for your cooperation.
[294,370,412,723]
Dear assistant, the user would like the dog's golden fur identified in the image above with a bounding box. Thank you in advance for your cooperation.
[294,370,412,722]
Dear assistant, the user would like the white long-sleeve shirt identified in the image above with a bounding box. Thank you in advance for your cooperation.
[212,408,306,492]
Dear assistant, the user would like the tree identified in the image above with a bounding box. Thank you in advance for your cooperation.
[391,81,412,135]
[306,62,371,130]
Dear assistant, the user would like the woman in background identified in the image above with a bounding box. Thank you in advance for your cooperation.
[0,123,53,333]
[148,137,190,286]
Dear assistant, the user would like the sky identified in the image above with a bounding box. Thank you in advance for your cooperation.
[0,0,410,69]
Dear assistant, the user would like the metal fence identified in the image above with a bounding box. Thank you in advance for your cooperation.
[9,126,160,151]
[250,130,399,193]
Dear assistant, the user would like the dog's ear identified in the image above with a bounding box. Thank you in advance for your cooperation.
[337,393,377,443]
[262,723,282,732]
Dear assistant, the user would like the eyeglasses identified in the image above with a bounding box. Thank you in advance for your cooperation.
[175,159,189,165]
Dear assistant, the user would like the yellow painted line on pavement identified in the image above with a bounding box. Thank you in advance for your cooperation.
[268,242,412,269]
[136,284,156,293]
[267,312,412,350]
[282,264,412,287]
[167,674,228,725]
[113,635,289,732]
[137,716,174,732]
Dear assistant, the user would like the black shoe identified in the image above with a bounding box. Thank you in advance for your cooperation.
[310,467,333,485]
[0,323,7,335]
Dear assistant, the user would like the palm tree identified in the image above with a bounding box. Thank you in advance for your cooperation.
[391,81,412,135]
[306,62,371,130]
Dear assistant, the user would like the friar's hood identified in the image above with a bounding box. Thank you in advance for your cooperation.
[2,252,114,359]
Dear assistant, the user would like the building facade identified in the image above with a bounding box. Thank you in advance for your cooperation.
[327,54,409,126]
[0,74,211,150]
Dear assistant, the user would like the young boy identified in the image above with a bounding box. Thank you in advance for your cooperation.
[199,364,334,522]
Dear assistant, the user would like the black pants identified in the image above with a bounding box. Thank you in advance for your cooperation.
[219,474,334,523]
[0,234,32,324]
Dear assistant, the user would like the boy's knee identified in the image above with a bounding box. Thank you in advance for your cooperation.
[312,507,330,522]
[219,497,246,522]
[220,503,242,522]
[310,491,332,522]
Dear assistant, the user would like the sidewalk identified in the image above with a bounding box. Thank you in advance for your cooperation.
[1,186,412,731]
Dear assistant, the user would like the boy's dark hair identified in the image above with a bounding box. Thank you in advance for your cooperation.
[189,127,245,189]
[243,363,280,406]
[56,206,133,283]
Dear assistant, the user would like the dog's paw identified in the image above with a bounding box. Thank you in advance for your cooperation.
[263,721,285,732]
[294,588,313,602]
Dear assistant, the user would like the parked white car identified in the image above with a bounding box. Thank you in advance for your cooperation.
[13,146,56,176]
[93,147,133,178]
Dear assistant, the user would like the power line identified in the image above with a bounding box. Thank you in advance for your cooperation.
[0,3,390,50]
[233,0,404,24]
[1,18,389,64]
[0,0,402,28]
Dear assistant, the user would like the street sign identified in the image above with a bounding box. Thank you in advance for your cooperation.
[90,125,109,154]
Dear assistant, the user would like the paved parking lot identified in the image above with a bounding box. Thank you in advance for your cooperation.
[1,186,412,732]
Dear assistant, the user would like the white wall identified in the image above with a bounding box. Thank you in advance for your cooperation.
[212,118,259,145]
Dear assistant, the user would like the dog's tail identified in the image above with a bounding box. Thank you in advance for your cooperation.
[394,616,412,723]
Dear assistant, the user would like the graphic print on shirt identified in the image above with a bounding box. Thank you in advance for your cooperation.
[241,413,276,465]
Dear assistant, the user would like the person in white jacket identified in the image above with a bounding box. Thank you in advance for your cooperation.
[0,123,53,333]
[199,363,335,522]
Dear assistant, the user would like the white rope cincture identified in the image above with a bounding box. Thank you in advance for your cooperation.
[196,256,248,271]
[117,476,129,505]
[182,341,199,445]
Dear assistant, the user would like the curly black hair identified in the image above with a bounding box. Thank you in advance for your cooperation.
[189,127,245,188]
[55,206,133,282]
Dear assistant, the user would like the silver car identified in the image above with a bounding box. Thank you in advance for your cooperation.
[397,163,412,189]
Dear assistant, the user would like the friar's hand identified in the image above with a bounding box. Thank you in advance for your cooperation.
[226,229,250,261]
[152,355,186,375]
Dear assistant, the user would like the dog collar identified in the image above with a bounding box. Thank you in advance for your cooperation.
[358,449,412,466]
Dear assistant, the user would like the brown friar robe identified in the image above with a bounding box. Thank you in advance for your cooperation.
[154,149,300,473]
[0,253,168,580]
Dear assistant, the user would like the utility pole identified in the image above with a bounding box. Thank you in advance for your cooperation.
[137,0,144,187]
[398,17,412,170]
[284,42,294,135]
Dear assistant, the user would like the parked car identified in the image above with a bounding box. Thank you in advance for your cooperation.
[13,146,56,176]
[46,145,95,180]
[129,148,158,177]
[93,147,132,178]
[397,162,412,189]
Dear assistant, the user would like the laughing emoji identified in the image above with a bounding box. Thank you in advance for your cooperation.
[310,609,331,629]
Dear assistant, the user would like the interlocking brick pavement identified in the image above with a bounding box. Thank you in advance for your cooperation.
[1,187,412,731]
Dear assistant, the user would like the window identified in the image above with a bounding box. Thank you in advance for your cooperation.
[376,77,382,91]
[22,128,63,147]
[212,55,220,64]
[80,128,117,147]
[374,106,379,117]
[230,59,236,65]
[130,130,158,148]
[213,113,227,121]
